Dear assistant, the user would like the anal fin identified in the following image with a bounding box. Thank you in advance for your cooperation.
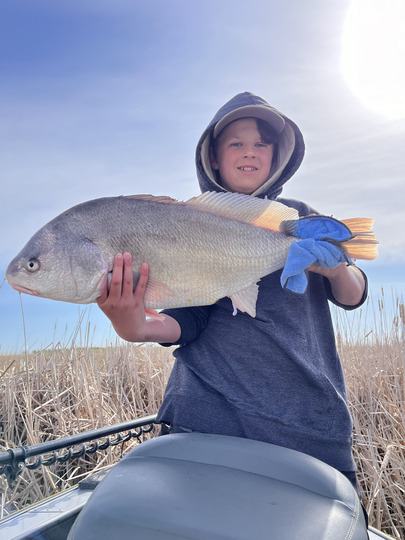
[230,283,260,317]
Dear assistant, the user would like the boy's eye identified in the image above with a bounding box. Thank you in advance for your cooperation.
[256,141,272,148]
[228,141,271,149]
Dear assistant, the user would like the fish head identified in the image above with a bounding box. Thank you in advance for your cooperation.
[6,224,109,304]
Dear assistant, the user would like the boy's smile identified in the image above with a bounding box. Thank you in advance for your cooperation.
[210,118,274,194]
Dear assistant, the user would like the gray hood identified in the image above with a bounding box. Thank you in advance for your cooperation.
[195,92,305,199]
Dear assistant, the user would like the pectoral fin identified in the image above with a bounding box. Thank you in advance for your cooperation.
[145,309,165,320]
[144,276,176,303]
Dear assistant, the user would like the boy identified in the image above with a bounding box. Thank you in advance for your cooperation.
[97,92,367,494]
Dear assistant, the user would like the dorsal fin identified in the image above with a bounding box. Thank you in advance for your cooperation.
[184,191,299,232]
[126,194,178,204]
[125,192,299,232]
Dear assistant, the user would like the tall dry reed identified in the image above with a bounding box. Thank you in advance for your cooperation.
[0,290,404,537]
[335,290,405,539]
[0,340,174,514]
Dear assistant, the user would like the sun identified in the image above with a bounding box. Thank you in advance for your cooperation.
[341,0,405,119]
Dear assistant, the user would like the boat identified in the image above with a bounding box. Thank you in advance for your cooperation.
[0,415,393,539]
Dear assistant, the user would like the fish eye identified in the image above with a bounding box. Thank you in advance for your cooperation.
[26,258,40,272]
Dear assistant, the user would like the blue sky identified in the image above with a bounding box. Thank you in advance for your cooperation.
[1,0,404,352]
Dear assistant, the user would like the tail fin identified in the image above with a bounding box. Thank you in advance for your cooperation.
[341,218,379,260]
[280,215,379,294]
[281,215,379,261]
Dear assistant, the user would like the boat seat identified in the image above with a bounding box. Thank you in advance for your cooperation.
[68,432,368,539]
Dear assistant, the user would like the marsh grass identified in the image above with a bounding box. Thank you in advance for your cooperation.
[334,291,405,538]
[0,341,174,515]
[0,291,404,537]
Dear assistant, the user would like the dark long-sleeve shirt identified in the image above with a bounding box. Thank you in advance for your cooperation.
[157,198,367,474]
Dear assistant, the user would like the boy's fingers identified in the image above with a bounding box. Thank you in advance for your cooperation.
[121,252,134,296]
[96,278,108,305]
[134,262,149,299]
[97,254,148,306]
[108,253,124,296]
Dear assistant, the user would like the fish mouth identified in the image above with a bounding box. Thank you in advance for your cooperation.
[9,283,39,296]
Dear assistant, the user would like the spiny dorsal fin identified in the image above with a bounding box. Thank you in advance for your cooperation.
[126,192,299,232]
[184,191,299,232]
[126,194,178,204]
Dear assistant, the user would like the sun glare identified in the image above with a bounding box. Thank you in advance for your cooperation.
[341,0,405,119]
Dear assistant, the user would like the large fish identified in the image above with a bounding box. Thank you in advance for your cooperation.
[5,192,378,317]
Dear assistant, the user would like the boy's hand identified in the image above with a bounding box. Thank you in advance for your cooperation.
[97,252,149,342]
[97,252,181,344]
[307,262,345,278]
[308,262,366,306]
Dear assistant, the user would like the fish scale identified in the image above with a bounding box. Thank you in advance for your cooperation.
[5,192,377,318]
[112,200,293,308]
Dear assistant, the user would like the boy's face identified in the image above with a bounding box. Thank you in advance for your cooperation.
[210,118,274,195]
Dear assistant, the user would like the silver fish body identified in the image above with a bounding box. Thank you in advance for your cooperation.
[6,192,300,317]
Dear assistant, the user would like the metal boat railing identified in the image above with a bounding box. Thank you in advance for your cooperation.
[0,414,158,487]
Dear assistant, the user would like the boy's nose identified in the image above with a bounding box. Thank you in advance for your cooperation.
[244,146,256,157]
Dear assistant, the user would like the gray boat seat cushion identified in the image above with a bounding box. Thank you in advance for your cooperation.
[68,432,368,539]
